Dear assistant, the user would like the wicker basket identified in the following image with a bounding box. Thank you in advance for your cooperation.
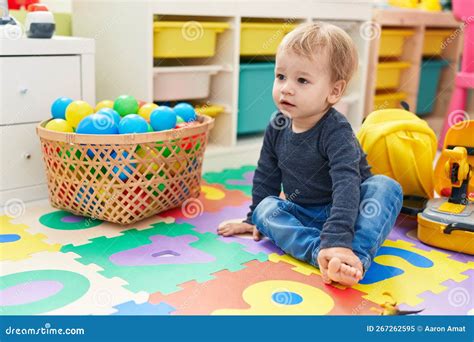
[36,115,214,225]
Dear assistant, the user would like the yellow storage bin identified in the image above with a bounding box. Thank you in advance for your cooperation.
[195,104,225,118]
[376,62,411,90]
[153,21,229,58]
[379,29,414,58]
[423,29,453,56]
[240,22,298,56]
[373,92,408,110]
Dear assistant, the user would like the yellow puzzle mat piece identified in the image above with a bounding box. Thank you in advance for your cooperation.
[0,216,60,261]
[213,280,335,315]
[352,240,474,306]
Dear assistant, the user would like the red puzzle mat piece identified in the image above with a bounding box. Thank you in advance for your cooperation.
[161,182,249,220]
[149,260,378,315]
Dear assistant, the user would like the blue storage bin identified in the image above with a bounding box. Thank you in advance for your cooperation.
[416,59,449,116]
[238,63,277,134]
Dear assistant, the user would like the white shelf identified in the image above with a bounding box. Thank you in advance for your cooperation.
[72,0,374,150]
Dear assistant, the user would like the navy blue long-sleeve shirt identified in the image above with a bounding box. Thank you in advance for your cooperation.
[244,107,373,250]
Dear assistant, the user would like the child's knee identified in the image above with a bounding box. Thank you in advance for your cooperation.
[252,196,281,228]
[365,175,403,204]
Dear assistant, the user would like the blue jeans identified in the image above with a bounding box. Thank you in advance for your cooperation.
[252,175,403,274]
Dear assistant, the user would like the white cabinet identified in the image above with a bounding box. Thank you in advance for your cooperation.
[0,37,95,206]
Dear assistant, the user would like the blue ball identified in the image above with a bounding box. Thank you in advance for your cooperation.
[110,151,136,181]
[51,97,73,119]
[97,108,121,127]
[76,113,119,135]
[118,114,148,134]
[150,106,177,131]
[173,102,196,123]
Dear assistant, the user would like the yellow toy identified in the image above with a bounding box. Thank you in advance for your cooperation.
[389,0,418,8]
[45,119,74,132]
[357,108,437,210]
[65,100,93,128]
[419,0,442,11]
[95,100,114,112]
[418,120,474,255]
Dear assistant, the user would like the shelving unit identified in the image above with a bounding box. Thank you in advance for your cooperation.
[364,8,463,136]
[72,0,373,165]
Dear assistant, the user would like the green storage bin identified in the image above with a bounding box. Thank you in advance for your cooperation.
[238,63,277,134]
[416,59,450,116]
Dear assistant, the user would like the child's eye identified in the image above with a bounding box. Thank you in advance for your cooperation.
[276,74,286,80]
[298,78,309,84]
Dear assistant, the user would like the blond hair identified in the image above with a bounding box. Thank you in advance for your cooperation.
[278,22,358,83]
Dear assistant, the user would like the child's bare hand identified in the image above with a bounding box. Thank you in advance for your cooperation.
[217,222,255,237]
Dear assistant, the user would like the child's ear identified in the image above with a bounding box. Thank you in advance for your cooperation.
[327,80,347,104]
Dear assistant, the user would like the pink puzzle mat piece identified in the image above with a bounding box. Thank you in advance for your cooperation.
[149,259,378,315]
[389,215,473,263]
[400,269,474,315]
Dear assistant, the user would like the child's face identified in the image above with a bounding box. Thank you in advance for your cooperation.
[272,48,338,120]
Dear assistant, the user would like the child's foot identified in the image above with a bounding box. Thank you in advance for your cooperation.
[327,257,363,286]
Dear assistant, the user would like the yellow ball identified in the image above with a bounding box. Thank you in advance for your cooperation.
[138,103,158,121]
[137,146,160,173]
[95,100,114,112]
[65,100,93,128]
[45,119,74,132]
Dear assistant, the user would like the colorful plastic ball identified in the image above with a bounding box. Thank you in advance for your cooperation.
[150,106,177,131]
[95,100,114,112]
[76,113,119,135]
[45,119,74,132]
[114,95,139,117]
[118,114,148,134]
[65,100,94,128]
[138,103,159,121]
[110,151,136,181]
[137,146,160,172]
[147,123,154,132]
[173,102,196,123]
[97,108,121,127]
[176,115,184,124]
[138,100,147,108]
[51,97,73,120]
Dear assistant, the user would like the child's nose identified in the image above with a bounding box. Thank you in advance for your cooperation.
[281,83,294,95]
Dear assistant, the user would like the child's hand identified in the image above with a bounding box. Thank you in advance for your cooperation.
[317,247,363,286]
[217,221,260,240]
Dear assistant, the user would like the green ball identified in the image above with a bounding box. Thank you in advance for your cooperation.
[114,95,139,117]
[176,116,184,124]
[147,123,154,132]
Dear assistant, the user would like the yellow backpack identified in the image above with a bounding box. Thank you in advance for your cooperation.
[357,109,437,199]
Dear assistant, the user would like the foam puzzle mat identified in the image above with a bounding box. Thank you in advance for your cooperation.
[1,166,473,315]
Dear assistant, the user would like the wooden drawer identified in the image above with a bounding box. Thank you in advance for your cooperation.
[0,123,46,191]
[0,56,82,125]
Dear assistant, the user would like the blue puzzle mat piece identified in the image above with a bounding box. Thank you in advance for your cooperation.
[360,246,434,284]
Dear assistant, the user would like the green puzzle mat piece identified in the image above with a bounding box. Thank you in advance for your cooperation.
[61,221,259,294]
[203,165,256,196]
